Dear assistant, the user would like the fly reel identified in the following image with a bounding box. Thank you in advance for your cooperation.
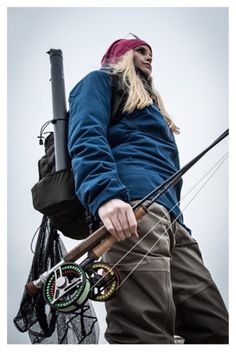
[85,262,120,302]
[43,263,90,313]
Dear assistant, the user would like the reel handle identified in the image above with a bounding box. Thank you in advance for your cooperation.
[90,205,148,259]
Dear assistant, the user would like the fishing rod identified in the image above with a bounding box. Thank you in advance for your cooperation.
[25,129,228,312]
[134,128,228,211]
[87,128,229,259]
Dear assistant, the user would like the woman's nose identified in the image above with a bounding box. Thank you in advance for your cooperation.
[146,54,152,63]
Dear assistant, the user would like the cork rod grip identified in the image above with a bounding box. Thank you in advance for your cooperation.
[90,205,148,259]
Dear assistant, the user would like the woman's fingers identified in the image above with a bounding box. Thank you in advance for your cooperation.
[101,216,121,240]
[98,199,139,241]
[101,214,126,241]
[111,215,127,241]
[125,207,139,238]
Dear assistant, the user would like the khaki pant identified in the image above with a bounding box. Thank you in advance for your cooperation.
[102,202,228,344]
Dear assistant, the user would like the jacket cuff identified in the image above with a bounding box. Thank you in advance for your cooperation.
[90,189,130,218]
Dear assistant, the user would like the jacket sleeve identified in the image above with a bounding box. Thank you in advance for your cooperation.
[68,70,130,217]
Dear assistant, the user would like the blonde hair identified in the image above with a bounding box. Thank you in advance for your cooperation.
[107,50,180,134]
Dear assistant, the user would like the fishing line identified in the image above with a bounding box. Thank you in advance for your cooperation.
[117,153,228,289]
[88,152,228,293]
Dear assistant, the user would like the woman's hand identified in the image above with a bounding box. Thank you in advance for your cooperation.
[98,199,139,241]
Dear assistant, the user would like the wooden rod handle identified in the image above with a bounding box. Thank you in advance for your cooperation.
[64,224,109,262]
[90,235,117,260]
[90,205,148,259]
[25,282,40,296]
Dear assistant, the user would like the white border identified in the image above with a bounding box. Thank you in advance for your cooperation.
[1,1,235,353]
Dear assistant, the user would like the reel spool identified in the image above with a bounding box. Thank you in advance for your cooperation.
[43,263,90,313]
[85,262,120,302]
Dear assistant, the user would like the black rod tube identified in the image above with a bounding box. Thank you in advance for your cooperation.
[47,49,70,171]
[133,129,228,210]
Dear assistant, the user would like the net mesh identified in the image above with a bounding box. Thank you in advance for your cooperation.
[14,216,99,344]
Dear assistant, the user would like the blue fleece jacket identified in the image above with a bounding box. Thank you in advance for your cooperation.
[68,69,188,231]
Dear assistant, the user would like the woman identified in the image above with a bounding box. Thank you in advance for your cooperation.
[68,38,228,344]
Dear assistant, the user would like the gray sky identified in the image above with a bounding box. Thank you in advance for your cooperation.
[5,4,229,349]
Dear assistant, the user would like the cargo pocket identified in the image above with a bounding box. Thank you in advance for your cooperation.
[104,260,175,344]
